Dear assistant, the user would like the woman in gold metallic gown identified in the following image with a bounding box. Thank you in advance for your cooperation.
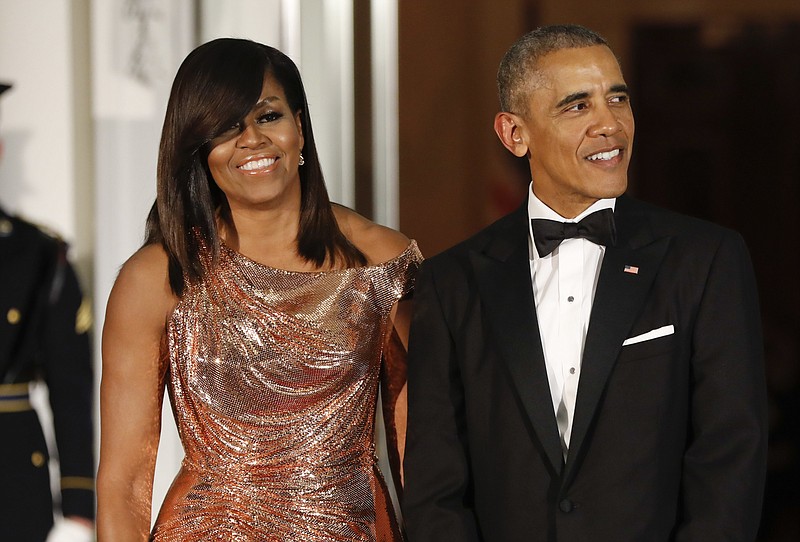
[97,38,421,541]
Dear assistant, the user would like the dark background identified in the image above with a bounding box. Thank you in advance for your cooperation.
[631,21,800,540]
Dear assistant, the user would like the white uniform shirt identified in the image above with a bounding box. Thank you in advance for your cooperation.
[526,186,616,457]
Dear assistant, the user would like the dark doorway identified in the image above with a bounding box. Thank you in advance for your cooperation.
[631,21,800,541]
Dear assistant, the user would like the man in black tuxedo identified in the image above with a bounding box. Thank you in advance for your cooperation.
[402,25,767,542]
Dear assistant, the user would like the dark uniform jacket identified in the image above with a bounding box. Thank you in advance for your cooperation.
[0,207,94,541]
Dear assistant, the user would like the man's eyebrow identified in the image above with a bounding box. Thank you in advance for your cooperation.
[555,91,589,109]
[554,84,630,109]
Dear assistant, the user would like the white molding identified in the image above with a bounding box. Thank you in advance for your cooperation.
[370,0,399,228]
[297,0,355,208]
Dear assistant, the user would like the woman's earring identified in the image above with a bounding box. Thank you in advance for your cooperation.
[298,152,305,166]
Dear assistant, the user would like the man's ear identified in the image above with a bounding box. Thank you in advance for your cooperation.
[493,112,529,157]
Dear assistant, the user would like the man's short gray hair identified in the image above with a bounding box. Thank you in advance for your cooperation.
[497,24,609,115]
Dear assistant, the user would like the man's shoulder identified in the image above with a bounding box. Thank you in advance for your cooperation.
[0,210,66,255]
[618,194,740,243]
[423,205,526,270]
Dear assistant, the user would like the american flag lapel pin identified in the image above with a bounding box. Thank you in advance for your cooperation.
[624,264,639,275]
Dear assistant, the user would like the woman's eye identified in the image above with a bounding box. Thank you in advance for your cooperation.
[258,111,283,123]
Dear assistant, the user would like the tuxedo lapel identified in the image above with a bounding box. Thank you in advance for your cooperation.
[564,196,671,481]
[470,206,564,475]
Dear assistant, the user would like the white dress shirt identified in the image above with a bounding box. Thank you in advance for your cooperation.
[526,185,616,458]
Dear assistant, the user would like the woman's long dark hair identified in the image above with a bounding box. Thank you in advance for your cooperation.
[146,38,366,296]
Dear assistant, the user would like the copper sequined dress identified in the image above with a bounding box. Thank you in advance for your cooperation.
[151,241,422,541]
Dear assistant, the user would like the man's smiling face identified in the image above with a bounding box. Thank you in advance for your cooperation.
[515,45,634,218]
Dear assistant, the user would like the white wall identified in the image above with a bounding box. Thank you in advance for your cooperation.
[90,0,196,523]
[0,0,92,273]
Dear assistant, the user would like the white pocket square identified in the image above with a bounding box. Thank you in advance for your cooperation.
[622,324,674,346]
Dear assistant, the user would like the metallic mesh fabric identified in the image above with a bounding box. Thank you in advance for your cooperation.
[151,241,422,541]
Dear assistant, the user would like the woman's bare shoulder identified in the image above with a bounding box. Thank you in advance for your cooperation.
[333,204,411,265]
[116,243,170,287]
[107,243,176,325]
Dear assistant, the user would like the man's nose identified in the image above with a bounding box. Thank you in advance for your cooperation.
[588,105,621,138]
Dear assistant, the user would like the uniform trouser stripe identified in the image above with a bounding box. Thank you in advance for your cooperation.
[0,383,31,412]
[61,477,95,491]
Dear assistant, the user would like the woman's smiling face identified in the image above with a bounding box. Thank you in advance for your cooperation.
[207,75,304,213]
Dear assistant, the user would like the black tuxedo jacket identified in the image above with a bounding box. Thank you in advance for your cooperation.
[403,195,767,542]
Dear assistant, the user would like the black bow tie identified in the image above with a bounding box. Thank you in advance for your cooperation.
[531,208,616,258]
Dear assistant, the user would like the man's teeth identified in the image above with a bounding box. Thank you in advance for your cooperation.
[587,149,620,161]
[240,157,276,171]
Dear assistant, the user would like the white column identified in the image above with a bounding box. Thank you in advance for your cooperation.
[370,0,399,228]
[91,0,195,523]
[296,0,356,207]
[199,0,356,207]
[199,0,283,43]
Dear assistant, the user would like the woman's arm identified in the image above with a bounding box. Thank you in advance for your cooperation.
[387,295,412,470]
[96,245,175,541]
[334,205,417,481]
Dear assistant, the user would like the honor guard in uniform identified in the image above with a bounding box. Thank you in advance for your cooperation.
[0,82,95,540]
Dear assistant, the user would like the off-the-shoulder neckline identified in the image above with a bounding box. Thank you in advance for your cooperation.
[220,239,419,276]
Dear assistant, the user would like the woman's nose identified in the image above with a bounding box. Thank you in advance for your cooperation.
[236,123,268,148]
